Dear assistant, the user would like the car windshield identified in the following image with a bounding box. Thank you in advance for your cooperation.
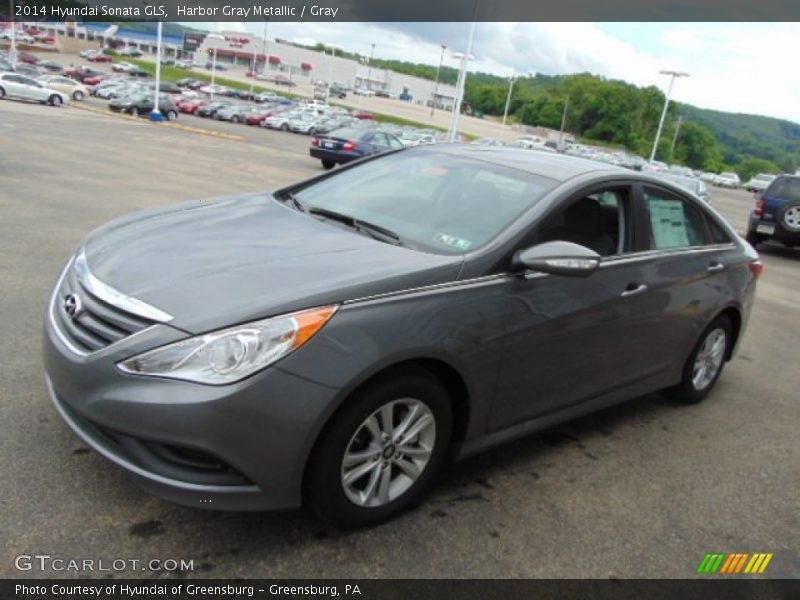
[765,177,800,201]
[292,150,558,254]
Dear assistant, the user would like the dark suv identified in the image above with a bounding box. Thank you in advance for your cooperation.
[746,175,800,248]
[108,93,178,120]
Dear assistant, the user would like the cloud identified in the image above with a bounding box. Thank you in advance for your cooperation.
[233,21,798,122]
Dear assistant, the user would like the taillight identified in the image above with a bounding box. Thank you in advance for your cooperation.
[342,141,356,151]
[311,138,319,147]
[749,260,764,279]
[754,199,765,216]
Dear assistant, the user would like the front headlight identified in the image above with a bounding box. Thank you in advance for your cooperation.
[117,305,337,385]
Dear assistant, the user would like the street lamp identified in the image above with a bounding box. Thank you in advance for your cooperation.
[141,1,163,121]
[324,45,341,105]
[250,19,269,96]
[500,75,516,140]
[366,43,375,93]
[430,43,446,117]
[650,69,689,162]
[206,33,225,99]
[559,95,570,146]
[8,0,17,69]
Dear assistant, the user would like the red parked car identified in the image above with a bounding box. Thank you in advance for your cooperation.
[176,98,207,114]
[87,54,113,63]
[64,66,105,83]
[18,52,40,65]
[83,74,108,86]
[352,111,375,120]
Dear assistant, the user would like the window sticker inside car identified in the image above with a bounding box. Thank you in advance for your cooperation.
[648,198,691,248]
[435,233,472,250]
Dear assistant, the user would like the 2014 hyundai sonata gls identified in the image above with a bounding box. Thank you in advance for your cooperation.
[44,146,761,527]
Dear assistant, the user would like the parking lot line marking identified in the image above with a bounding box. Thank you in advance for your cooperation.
[70,103,245,141]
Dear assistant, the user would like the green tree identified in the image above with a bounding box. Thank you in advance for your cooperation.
[736,158,781,182]
[673,121,724,170]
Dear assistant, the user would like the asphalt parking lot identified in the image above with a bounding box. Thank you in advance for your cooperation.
[1,99,798,579]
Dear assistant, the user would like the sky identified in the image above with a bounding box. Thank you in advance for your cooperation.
[199,21,800,123]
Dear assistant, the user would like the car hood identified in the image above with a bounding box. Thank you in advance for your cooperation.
[82,193,463,334]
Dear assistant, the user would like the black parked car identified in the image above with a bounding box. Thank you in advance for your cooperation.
[310,127,405,170]
[108,93,178,120]
[176,78,201,88]
[38,60,64,73]
[127,68,151,79]
[196,101,230,118]
[746,174,800,248]
[205,61,228,71]
[44,146,760,528]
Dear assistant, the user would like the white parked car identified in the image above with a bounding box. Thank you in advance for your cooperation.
[36,75,88,101]
[112,61,137,73]
[744,173,776,193]
[713,172,741,188]
[0,73,70,105]
[79,49,101,59]
[289,112,323,134]
[265,110,302,131]
[198,84,227,96]
[515,135,547,149]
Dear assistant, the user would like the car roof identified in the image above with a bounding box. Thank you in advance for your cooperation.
[423,144,626,181]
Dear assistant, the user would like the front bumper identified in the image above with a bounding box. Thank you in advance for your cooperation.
[43,303,342,511]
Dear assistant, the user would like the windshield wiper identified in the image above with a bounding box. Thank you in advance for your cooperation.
[308,207,404,246]
[278,191,306,213]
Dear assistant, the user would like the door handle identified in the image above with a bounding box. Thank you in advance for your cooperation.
[621,283,648,297]
[707,262,725,273]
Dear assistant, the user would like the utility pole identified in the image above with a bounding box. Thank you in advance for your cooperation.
[430,44,446,117]
[670,114,683,158]
[650,70,689,162]
[559,95,570,146]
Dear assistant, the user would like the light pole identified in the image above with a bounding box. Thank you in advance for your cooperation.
[9,0,17,69]
[261,19,269,78]
[430,43,446,117]
[206,33,224,100]
[141,1,163,121]
[448,21,476,142]
[650,69,689,162]
[365,43,375,93]
[500,75,516,140]
[324,45,340,105]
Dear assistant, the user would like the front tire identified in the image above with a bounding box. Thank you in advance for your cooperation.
[280,123,289,131]
[73,90,84,101]
[305,367,452,528]
[166,110,177,121]
[49,94,63,106]
[668,315,732,404]
[130,106,139,117]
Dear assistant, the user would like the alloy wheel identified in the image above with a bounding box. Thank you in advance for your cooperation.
[692,328,726,391]
[340,398,436,508]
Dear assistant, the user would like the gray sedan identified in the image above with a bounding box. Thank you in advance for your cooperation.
[43,146,761,527]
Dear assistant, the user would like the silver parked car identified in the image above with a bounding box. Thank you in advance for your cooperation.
[44,147,761,527]
[0,73,70,106]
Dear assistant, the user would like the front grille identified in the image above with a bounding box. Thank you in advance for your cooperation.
[53,263,156,353]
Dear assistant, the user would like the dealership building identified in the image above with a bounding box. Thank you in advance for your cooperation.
[26,22,459,108]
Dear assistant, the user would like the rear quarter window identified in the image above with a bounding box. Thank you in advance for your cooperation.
[765,177,800,202]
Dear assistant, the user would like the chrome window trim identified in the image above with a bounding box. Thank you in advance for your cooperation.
[598,243,736,267]
[74,248,173,323]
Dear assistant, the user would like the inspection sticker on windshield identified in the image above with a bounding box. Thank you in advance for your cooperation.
[435,233,472,250]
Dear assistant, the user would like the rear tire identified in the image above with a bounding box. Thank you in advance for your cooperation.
[130,107,139,117]
[745,231,764,248]
[280,123,289,131]
[321,160,335,170]
[166,110,177,121]
[0,87,5,99]
[668,315,732,404]
[305,367,452,528]
[49,94,62,106]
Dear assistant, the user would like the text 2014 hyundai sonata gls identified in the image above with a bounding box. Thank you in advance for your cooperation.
[44,146,761,527]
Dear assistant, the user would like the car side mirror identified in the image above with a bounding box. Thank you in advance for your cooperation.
[513,241,601,277]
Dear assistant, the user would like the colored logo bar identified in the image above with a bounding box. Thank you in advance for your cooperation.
[696,552,773,574]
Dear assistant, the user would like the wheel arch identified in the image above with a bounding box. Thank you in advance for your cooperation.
[301,356,472,492]
[715,304,742,361]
